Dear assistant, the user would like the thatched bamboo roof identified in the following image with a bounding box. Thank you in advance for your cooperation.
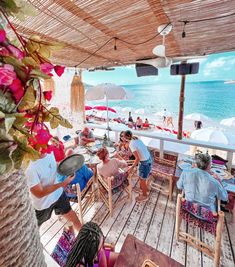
[11,0,235,68]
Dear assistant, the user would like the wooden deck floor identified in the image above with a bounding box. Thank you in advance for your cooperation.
[40,178,235,267]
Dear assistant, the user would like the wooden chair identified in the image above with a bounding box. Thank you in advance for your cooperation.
[97,169,135,216]
[175,193,224,267]
[65,177,96,224]
[150,151,177,201]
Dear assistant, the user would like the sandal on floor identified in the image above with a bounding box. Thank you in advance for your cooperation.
[136,194,148,202]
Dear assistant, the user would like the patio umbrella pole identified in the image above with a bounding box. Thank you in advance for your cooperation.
[106,96,110,140]
[177,74,186,140]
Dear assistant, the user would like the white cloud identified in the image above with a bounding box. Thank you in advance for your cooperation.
[203,56,235,76]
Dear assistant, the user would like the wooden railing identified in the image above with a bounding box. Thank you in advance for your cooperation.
[86,123,235,171]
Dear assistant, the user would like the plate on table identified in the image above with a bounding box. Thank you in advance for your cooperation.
[177,160,192,170]
[211,168,226,176]
[74,147,87,154]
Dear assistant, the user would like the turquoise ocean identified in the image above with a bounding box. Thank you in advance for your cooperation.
[104,81,235,121]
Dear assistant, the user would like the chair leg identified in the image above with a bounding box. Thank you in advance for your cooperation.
[128,178,132,202]
[169,176,173,201]
[108,188,113,217]
[76,184,84,225]
[214,211,224,267]
[175,194,182,241]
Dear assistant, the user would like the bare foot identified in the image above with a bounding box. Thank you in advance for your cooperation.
[136,194,148,202]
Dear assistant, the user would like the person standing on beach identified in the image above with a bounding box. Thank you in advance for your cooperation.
[128,112,134,128]
[194,120,202,130]
[124,130,152,202]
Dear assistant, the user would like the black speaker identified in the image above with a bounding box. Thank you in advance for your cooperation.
[135,63,158,77]
[170,62,199,75]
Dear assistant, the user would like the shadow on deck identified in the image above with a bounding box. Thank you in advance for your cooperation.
[40,178,235,267]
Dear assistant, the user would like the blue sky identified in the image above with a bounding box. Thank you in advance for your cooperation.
[80,51,235,85]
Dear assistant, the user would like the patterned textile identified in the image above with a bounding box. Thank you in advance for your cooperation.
[181,199,218,235]
[111,172,129,194]
[151,161,175,175]
[51,229,76,266]
[64,184,77,201]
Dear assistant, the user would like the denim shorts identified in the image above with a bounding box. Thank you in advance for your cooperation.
[138,158,152,179]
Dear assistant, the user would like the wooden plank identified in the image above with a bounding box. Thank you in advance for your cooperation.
[157,192,176,256]
[220,223,235,267]
[134,189,160,242]
[200,229,215,266]
[102,191,138,246]
[185,223,202,267]
[225,213,235,263]
[170,220,187,266]
[144,193,168,249]
[114,193,147,252]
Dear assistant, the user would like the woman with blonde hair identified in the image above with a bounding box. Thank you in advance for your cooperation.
[97,147,128,179]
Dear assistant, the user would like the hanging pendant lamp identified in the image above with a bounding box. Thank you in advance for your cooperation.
[70,70,84,116]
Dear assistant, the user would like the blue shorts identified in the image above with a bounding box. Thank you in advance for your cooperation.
[138,158,152,179]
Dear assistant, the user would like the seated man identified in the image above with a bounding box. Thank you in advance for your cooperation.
[79,127,95,146]
[177,153,228,213]
[57,150,94,198]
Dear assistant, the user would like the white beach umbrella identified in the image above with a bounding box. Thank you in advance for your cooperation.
[121,107,132,113]
[85,83,129,101]
[220,117,235,127]
[135,108,145,115]
[85,83,130,138]
[190,128,235,145]
[185,113,211,121]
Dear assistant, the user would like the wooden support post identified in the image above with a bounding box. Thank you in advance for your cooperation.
[226,151,233,171]
[177,74,186,140]
[159,139,164,159]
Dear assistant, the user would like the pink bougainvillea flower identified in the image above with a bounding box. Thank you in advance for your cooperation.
[43,90,53,101]
[35,128,52,145]
[9,78,24,103]
[40,62,54,74]
[54,65,65,77]
[7,44,25,60]
[0,47,10,56]
[0,65,16,86]
[0,28,6,42]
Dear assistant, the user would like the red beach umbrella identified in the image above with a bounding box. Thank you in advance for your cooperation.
[93,106,116,113]
[85,105,93,111]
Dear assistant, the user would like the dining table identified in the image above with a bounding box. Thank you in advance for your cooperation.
[114,234,183,267]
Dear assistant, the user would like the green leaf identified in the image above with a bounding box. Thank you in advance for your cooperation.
[38,46,51,58]
[0,111,5,118]
[0,91,17,113]
[22,56,39,67]
[59,117,73,129]
[18,86,36,111]
[0,142,14,175]
[30,69,50,79]
[11,146,24,169]
[50,117,59,129]
[3,56,25,69]
[5,117,16,133]
[49,107,59,115]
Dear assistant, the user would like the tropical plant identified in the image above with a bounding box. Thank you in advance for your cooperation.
[0,0,72,175]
